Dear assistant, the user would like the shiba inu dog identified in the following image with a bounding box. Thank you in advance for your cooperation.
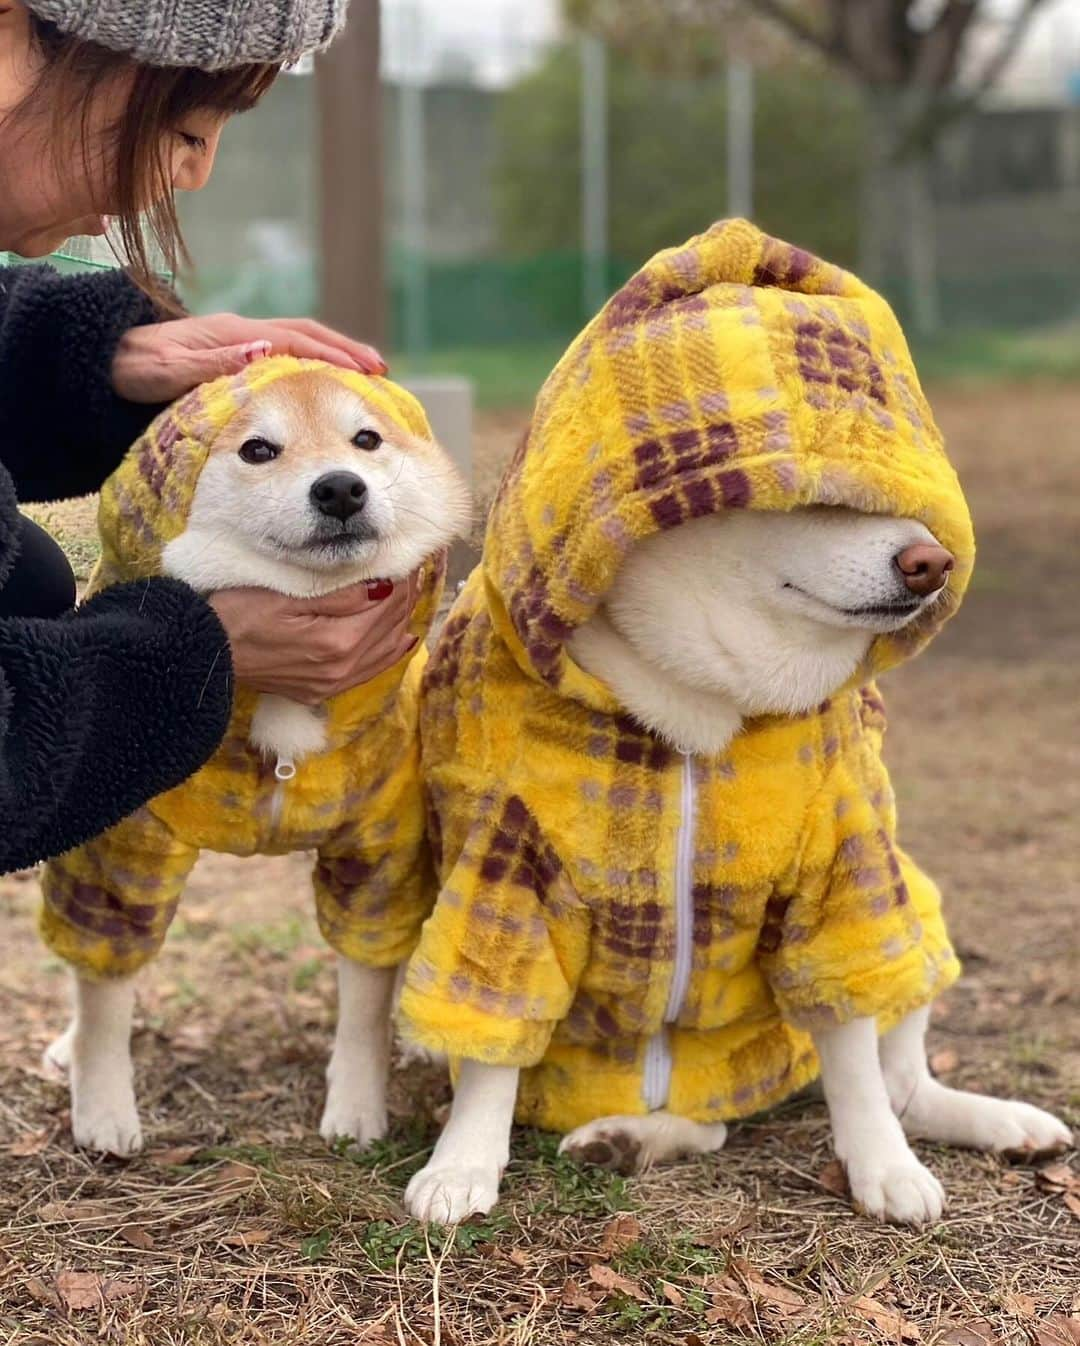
[40,357,470,1156]
[396,222,1072,1226]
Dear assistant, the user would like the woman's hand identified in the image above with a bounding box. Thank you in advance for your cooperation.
[112,313,387,405]
[209,573,420,705]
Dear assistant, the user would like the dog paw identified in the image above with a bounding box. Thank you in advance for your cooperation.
[560,1121,645,1176]
[319,1090,388,1150]
[847,1152,945,1225]
[42,1025,75,1080]
[973,1099,1072,1158]
[404,1163,501,1225]
[71,1082,142,1156]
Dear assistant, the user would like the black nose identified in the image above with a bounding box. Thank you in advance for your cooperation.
[310,471,368,522]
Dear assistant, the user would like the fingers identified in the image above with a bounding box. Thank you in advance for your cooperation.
[265,318,388,375]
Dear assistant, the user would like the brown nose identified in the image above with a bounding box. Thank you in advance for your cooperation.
[894,543,954,597]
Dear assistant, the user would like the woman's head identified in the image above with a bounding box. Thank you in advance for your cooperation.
[0,0,344,290]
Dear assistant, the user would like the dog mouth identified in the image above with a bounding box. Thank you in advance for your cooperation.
[781,582,926,624]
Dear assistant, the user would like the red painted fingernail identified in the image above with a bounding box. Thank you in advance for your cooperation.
[366,579,393,601]
[244,340,272,364]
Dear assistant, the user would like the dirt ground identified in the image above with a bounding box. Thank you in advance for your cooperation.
[2,382,1078,1345]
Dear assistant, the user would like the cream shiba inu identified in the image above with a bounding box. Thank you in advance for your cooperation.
[40,357,470,1156]
[397,221,1072,1227]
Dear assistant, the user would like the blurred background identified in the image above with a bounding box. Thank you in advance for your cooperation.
[178,0,1080,409]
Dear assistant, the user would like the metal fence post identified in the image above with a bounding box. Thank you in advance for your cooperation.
[580,33,609,319]
[726,59,754,220]
[399,0,431,357]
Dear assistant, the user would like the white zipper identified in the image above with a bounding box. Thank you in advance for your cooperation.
[269,755,296,831]
[642,752,697,1110]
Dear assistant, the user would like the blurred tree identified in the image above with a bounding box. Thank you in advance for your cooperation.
[494,45,862,274]
[567,0,1049,334]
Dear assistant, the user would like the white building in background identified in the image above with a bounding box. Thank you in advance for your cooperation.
[382,0,560,87]
[958,0,1080,107]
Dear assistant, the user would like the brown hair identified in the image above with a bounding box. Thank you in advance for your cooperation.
[8,17,278,308]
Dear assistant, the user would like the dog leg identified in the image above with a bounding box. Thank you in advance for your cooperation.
[814,1015,944,1225]
[320,956,396,1148]
[405,1061,518,1224]
[48,974,142,1156]
[560,1112,728,1174]
[881,1006,1072,1156]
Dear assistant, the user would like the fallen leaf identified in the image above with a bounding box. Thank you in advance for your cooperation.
[729,1261,806,1317]
[212,1161,259,1188]
[817,1159,850,1198]
[661,1282,685,1307]
[356,1326,393,1345]
[588,1264,647,1302]
[1003,1292,1037,1318]
[684,1336,706,1346]
[38,1200,113,1224]
[25,1277,60,1308]
[55,1271,137,1311]
[1033,1318,1080,1346]
[148,1145,201,1167]
[705,1289,755,1330]
[118,1224,156,1250]
[1065,1192,1080,1221]
[506,1247,529,1268]
[849,1293,922,1342]
[938,1323,1000,1345]
[560,1278,598,1312]
[8,1128,52,1157]
[1037,1164,1077,1192]
[930,1048,960,1075]
[222,1230,272,1248]
[599,1213,642,1257]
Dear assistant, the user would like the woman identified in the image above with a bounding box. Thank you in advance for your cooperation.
[0,0,417,873]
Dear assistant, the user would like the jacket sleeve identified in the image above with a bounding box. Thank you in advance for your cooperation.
[0,264,167,503]
[398,791,592,1066]
[0,576,232,875]
[761,739,960,1032]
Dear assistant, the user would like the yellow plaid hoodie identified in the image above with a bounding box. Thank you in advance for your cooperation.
[41,357,444,979]
[401,221,975,1134]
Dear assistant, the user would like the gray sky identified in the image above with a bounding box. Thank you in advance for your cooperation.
[381,0,1080,102]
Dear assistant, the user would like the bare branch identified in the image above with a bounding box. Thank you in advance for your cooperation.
[894,0,1050,160]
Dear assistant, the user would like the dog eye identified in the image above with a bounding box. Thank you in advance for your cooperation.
[238,438,281,464]
[353,429,382,452]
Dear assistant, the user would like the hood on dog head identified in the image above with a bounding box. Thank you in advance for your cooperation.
[484,218,974,703]
[92,356,454,620]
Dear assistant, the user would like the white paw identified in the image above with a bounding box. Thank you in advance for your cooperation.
[70,1061,143,1157]
[847,1150,945,1225]
[560,1112,728,1174]
[319,1085,388,1149]
[42,1024,75,1080]
[404,1163,501,1225]
[560,1119,649,1174]
[960,1098,1072,1156]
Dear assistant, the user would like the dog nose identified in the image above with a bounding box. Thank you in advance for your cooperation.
[310,471,367,522]
[894,542,954,597]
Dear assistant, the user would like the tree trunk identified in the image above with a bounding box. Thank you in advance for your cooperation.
[901,149,941,337]
[858,85,899,290]
[858,84,941,337]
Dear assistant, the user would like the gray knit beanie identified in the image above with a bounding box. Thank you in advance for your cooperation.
[25,0,350,70]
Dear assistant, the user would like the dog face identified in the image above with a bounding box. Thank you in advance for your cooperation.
[162,369,471,595]
[605,506,954,717]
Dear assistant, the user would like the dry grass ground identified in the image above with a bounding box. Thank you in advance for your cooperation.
[3,382,1078,1345]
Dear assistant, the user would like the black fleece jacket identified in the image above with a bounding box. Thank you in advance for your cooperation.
[0,263,233,874]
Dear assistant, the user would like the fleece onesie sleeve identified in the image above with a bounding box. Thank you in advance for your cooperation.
[0,578,233,875]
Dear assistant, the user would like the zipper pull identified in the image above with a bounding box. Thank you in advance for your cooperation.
[274,756,297,782]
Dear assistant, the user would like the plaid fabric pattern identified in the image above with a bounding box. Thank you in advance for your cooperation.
[41,358,443,978]
[400,221,971,1135]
